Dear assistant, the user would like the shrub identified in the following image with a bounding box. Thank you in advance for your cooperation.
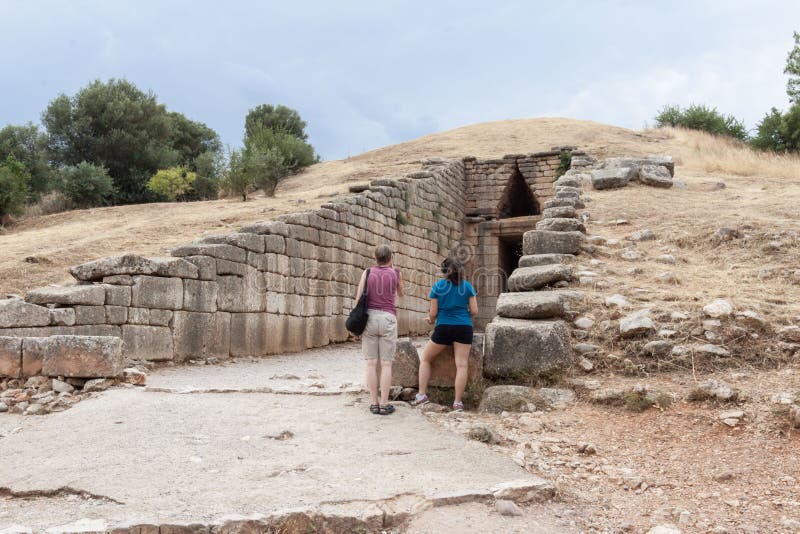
[58,162,115,208]
[245,128,317,172]
[146,167,197,201]
[0,155,30,222]
[555,150,572,179]
[655,104,749,141]
[23,191,74,218]
[247,146,289,197]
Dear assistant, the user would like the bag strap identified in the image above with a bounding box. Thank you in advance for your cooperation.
[364,268,371,296]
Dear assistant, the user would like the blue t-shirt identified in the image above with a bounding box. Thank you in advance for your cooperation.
[429,279,477,326]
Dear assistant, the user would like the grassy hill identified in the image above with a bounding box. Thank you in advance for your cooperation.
[2,117,799,304]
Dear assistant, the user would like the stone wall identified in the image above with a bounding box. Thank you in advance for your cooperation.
[0,151,563,376]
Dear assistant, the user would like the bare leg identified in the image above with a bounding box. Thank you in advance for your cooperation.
[379,360,393,405]
[366,359,379,405]
[418,341,448,396]
[452,342,471,404]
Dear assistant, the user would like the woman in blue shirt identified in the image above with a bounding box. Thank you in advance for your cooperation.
[415,257,478,412]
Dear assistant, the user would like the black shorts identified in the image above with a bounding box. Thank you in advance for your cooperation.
[431,324,474,345]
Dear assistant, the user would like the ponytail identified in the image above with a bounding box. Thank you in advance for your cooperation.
[441,257,464,284]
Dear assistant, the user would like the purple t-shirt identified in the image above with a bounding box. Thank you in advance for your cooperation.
[366,266,399,316]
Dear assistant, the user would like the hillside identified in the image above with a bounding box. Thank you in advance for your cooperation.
[2,117,800,298]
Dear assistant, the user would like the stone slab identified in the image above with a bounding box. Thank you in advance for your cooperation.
[26,285,106,306]
[496,292,567,319]
[131,276,183,310]
[484,318,571,380]
[507,264,573,292]
[518,254,575,268]
[171,311,231,362]
[523,230,583,255]
[22,335,124,378]
[0,299,51,328]
[70,254,199,281]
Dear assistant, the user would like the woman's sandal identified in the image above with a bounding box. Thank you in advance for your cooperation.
[379,404,395,415]
[369,404,381,415]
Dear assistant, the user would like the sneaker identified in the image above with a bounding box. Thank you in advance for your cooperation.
[452,401,464,412]
[414,393,430,406]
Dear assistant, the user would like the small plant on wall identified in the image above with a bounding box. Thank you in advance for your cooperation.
[555,150,572,179]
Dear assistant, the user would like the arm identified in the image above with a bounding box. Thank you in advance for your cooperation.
[468,296,478,317]
[427,298,438,325]
[396,270,404,298]
[354,269,367,302]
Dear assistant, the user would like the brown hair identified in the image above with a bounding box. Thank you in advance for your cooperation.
[374,244,393,265]
[441,256,464,284]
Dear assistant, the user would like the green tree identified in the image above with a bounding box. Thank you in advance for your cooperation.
[168,112,222,167]
[190,150,224,200]
[0,123,52,199]
[41,78,220,205]
[786,31,800,103]
[245,127,317,172]
[0,155,31,222]
[147,167,197,201]
[58,162,115,208]
[244,104,309,143]
[751,104,800,152]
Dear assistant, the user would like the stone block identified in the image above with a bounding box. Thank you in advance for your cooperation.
[104,284,132,307]
[172,311,230,361]
[229,313,269,356]
[131,276,183,310]
[128,308,150,325]
[523,230,583,255]
[0,337,22,378]
[541,206,577,219]
[518,254,575,268]
[70,254,199,281]
[24,336,124,378]
[149,309,173,327]
[183,279,218,313]
[639,164,673,188]
[73,306,106,325]
[238,220,290,236]
[543,198,578,209]
[50,308,76,326]
[484,318,571,380]
[105,306,128,325]
[535,218,585,233]
[122,325,174,361]
[263,235,286,254]
[0,299,52,328]
[496,291,567,319]
[200,232,265,252]
[216,270,264,312]
[507,264,573,291]
[103,275,134,286]
[393,336,483,388]
[0,325,120,340]
[591,167,635,190]
[170,244,246,264]
[216,259,248,276]
[183,255,216,281]
[26,285,106,306]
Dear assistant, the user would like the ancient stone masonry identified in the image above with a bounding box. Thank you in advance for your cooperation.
[0,149,611,380]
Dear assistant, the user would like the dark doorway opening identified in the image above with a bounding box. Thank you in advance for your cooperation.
[499,236,524,292]
[497,165,539,219]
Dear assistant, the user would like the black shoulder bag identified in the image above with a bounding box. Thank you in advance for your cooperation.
[345,268,371,335]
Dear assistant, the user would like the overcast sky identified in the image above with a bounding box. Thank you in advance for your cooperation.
[2,1,799,160]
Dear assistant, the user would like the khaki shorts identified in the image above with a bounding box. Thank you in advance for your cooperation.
[361,310,398,361]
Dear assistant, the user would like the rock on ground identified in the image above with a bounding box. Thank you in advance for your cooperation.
[484,318,571,380]
[639,164,674,188]
[591,167,636,190]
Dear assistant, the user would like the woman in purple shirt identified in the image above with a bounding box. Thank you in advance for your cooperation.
[354,244,404,415]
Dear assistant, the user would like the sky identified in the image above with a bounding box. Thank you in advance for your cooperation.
[1,0,799,160]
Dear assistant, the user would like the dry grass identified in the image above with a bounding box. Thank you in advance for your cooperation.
[654,126,800,179]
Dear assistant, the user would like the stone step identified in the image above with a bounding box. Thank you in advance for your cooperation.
[507,264,573,292]
[484,318,571,380]
[518,253,575,268]
[523,230,584,255]
[535,217,586,233]
[496,291,567,319]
